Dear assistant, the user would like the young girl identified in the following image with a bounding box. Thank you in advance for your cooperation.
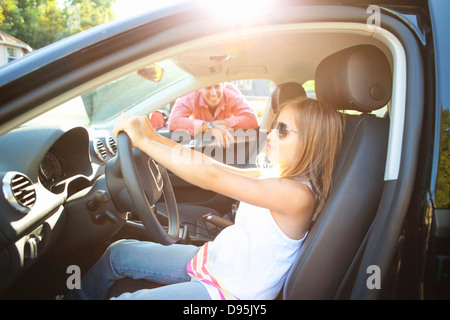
[70,97,343,300]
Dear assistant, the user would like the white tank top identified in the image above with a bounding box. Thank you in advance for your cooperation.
[187,187,309,300]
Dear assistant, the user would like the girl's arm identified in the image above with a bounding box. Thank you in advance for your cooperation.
[112,114,314,227]
[117,114,261,179]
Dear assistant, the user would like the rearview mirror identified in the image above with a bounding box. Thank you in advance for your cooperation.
[137,64,164,82]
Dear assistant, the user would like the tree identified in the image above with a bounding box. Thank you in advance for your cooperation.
[58,0,116,40]
[0,0,16,23]
[0,0,116,50]
[0,0,63,49]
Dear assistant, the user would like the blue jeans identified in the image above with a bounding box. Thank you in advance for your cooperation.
[67,239,211,300]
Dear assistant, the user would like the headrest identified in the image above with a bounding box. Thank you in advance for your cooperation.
[271,82,306,113]
[315,45,392,112]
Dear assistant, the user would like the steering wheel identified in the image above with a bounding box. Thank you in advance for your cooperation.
[106,132,179,245]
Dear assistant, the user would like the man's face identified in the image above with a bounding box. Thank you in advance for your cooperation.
[200,83,225,108]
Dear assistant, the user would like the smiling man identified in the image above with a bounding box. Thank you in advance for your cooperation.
[168,82,258,147]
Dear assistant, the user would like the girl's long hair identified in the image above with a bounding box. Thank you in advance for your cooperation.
[259,97,344,222]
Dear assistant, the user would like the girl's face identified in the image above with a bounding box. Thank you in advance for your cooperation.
[267,107,299,172]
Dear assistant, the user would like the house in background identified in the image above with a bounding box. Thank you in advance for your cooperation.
[0,30,32,66]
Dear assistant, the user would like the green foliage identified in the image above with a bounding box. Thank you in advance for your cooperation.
[58,0,116,40]
[436,107,450,207]
[0,0,116,49]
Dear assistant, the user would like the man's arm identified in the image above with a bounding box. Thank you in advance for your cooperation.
[224,105,259,129]
[222,84,259,130]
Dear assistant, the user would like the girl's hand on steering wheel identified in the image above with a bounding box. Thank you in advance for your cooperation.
[113,114,157,149]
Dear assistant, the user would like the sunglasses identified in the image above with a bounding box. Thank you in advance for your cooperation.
[271,121,298,139]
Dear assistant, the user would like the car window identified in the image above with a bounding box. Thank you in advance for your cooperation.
[25,59,191,128]
[437,107,450,207]
[231,79,276,123]
[158,79,275,130]
[82,59,190,125]
[303,80,316,99]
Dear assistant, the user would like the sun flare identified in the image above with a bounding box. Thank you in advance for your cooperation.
[114,0,184,19]
[201,0,272,25]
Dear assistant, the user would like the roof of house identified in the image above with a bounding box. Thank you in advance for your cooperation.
[0,30,32,52]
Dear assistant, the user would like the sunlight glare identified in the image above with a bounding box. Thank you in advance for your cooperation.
[114,0,272,22]
[201,0,272,25]
[114,0,184,19]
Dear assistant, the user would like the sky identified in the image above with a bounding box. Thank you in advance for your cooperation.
[58,0,269,22]
[113,0,186,19]
[113,0,272,22]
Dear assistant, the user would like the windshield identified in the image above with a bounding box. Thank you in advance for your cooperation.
[83,59,190,125]
[25,59,190,127]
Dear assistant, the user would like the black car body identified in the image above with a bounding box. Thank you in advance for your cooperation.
[0,0,448,300]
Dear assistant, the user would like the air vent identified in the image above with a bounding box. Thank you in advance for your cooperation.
[94,139,107,162]
[2,172,36,213]
[107,136,117,156]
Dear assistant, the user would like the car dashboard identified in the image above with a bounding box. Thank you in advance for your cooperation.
[0,123,117,294]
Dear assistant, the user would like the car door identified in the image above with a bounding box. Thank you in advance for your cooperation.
[420,0,450,299]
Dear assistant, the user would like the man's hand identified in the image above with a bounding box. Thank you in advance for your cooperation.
[201,120,235,148]
[209,127,235,148]
[211,120,230,129]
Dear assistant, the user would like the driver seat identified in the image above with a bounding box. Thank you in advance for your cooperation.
[283,44,392,299]
[108,44,392,299]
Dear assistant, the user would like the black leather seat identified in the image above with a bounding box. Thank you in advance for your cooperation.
[283,44,392,299]
[270,81,307,113]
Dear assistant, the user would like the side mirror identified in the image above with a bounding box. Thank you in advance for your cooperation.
[137,64,164,82]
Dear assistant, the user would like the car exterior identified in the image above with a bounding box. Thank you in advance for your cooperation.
[0,0,448,301]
